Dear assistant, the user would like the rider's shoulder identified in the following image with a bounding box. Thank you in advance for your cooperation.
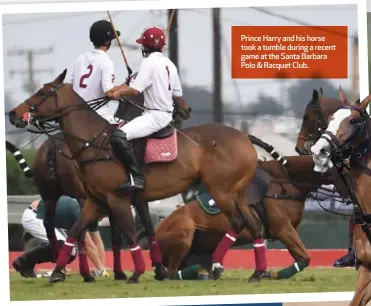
[139,56,155,69]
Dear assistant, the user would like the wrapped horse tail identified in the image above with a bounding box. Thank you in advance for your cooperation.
[6,140,33,178]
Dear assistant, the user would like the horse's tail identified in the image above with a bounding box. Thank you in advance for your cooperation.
[6,140,33,178]
[249,134,288,166]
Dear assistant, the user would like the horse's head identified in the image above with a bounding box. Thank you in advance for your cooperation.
[8,69,67,128]
[311,88,371,173]
[295,88,344,155]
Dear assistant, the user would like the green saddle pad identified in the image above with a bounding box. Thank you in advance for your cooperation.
[196,193,221,215]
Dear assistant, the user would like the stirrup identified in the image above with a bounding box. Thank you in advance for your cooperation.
[116,174,144,192]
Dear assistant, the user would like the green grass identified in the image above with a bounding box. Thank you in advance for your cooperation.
[9,268,357,301]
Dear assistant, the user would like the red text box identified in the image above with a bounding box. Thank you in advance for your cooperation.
[231,26,348,79]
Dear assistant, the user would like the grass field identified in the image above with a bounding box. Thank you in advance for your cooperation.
[9,268,357,301]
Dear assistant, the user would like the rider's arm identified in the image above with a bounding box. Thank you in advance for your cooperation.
[172,66,183,98]
[171,67,191,119]
[114,60,152,98]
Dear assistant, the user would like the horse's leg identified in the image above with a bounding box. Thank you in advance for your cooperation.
[75,228,95,283]
[38,140,61,261]
[350,265,371,306]
[169,230,203,281]
[235,197,266,283]
[156,217,196,279]
[106,193,146,283]
[48,198,101,283]
[209,181,262,280]
[42,198,60,260]
[266,222,311,280]
[108,213,127,280]
[133,197,168,280]
[353,224,371,266]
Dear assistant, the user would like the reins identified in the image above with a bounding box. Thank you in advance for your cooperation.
[260,157,351,216]
[25,83,114,164]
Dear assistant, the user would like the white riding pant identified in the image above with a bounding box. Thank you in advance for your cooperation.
[119,110,173,141]
[21,208,77,256]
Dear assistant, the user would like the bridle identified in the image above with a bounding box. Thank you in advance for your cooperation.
[24,82,106,124]
[315,105,371,242]
[317,105,369,164]
[24,82,64,124]
[23,82,114,163]
[297,100,360,215]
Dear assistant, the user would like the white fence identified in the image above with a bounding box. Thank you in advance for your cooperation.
[7,194,184,225]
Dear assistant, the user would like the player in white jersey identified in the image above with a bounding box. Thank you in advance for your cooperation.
[109,26,184,192]
[66,20,125,123]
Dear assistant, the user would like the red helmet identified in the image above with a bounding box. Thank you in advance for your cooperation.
[136,26,166,49]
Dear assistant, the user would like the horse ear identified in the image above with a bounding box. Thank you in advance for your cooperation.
[338,86,349,105]
[54,69,67,84]
[319,87,323,98]
[311,89,319,103]
[358,94,371,111]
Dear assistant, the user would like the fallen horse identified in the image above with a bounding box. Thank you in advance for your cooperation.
[155,136,338,281]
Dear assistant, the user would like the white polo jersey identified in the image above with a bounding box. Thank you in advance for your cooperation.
[66,49,119,123]
[130,52,182,113]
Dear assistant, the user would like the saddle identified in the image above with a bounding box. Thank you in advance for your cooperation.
[118,121,178,166]
[182,167,271,206]
[113,93,183,166]
[181,167,272,237]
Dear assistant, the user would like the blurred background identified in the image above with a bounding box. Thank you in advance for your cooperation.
[4,5,359,251]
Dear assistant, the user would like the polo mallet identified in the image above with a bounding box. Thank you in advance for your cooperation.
[107,11,132,76]
[165,9,176,40]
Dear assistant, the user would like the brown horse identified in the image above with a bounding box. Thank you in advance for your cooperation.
[295,88,360,268]
[155,137,337,281]
[6,91,190,281]
[8,70,260,283]
[295,88,359,158]
[6,137,129,280]
[310,89,371,306]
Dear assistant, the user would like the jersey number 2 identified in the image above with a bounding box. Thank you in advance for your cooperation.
[165,66,171,91]
[79,65,93,88]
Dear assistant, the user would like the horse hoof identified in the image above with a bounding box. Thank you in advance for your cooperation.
[48,270,66,283]
[212,262,224,280]
[114,271,128,280]
[154,264,168,281]
[212,267,223,280]
[83,275,96,283]
[248,270,265,283]
[127,272,141,284]
[248,276,261,283]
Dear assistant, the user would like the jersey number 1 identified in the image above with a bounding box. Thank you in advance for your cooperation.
[165,66,171,91]
[79,64,93,88]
